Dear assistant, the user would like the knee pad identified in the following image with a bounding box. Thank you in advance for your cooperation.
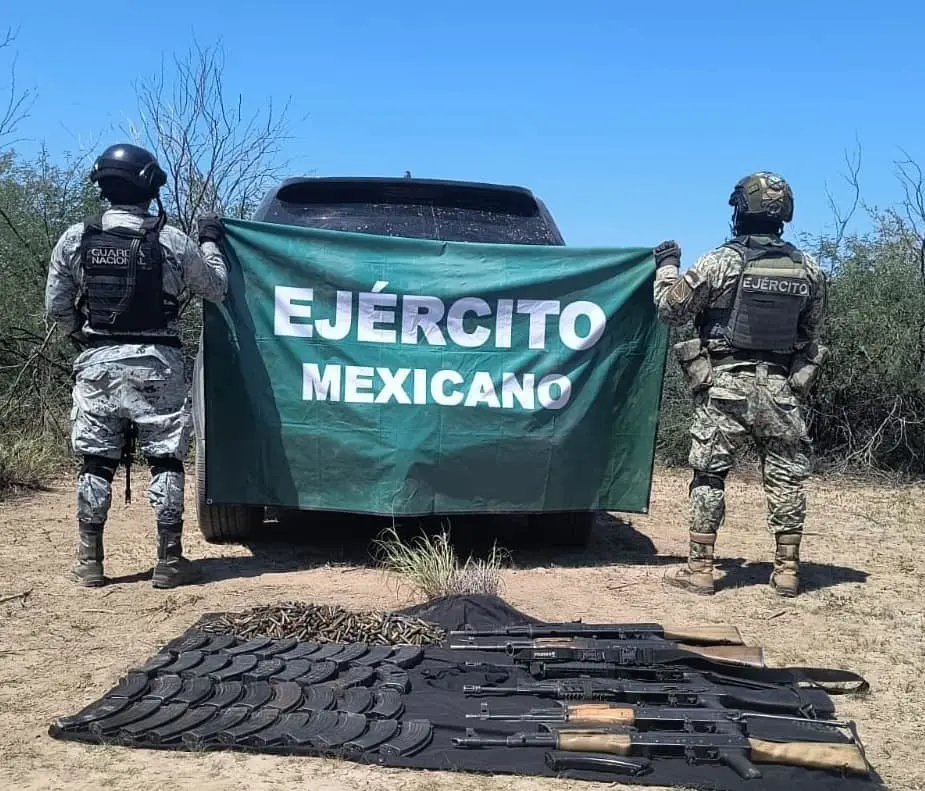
[690,469,727,494]
[146,456,184,477]
[81,455,118,483]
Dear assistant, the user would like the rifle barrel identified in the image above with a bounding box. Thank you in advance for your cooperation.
[448,623,744,646]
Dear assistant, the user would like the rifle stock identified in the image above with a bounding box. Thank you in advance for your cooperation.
[747,737,870,775]
[684,644,765,667]
[661,625,744,646]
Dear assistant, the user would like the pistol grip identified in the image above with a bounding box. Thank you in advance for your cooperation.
[721,748,762,779]
[719,750,761,780]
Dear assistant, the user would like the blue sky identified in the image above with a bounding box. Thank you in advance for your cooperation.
[5,0,923,259]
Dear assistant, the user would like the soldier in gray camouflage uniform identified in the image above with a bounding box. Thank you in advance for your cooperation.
[45,143,228,589]
[652,172,828,597]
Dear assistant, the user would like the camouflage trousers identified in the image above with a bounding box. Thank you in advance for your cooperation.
[70,345,192,525]
[687,363,811,541]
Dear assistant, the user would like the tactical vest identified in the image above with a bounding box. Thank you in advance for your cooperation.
[697,235,811,353]
[77,214,179,344]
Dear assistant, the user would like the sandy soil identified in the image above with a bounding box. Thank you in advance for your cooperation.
[0,469,922,791]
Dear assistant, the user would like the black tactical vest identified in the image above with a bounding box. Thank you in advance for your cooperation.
[698,235,811,353]
[77,214,179,342]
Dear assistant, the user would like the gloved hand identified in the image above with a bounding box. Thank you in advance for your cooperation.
[197,212,225,245]
[653,240,681,269]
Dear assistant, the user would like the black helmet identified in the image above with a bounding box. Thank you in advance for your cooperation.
[89,143,166,203]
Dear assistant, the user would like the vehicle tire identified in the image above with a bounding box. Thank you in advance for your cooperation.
[526,511,595,547]
[194,438,264,543]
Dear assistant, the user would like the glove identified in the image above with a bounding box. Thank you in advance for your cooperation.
[197,213,225,245]
[788,343,830,396]
[653,240,681,270]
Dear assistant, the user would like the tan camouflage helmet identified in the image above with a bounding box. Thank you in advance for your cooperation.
[728,171,794,223]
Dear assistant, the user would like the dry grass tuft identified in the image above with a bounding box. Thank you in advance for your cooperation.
[0,434,61,499]
[371,524,510,601]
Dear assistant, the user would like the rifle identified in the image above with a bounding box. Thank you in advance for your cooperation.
[462,659,860,711]
[450,637,765,669]
[465,659,704,683]
[122,421,137,504]
[465,701,851,733]
[462,678,819,718]
[452,725,870,779]
[450,622,744,646]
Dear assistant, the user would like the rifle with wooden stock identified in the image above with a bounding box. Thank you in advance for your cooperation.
[465,700,849,731]
[452,722,870,780]
[449,635,765,668]
[462,676,820,717]
[449,622,745,646]
[463,659,743,683]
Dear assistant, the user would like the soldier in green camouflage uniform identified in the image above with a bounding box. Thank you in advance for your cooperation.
[45,144,228,589]
[652,172,829,597]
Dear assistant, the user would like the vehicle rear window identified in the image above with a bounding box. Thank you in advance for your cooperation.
[257,181,559,245]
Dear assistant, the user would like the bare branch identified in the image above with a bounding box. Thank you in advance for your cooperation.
[819,138,862,271]
[833,139,862,251]
[126,39,295,233]
[0,202,46,271]
[893,150,925,294]
[0,28,37,144]
[0,321,56,417]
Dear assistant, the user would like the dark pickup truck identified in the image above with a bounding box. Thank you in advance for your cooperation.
[192,175,596,547]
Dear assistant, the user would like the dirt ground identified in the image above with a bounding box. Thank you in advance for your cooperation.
[0,468,922,791]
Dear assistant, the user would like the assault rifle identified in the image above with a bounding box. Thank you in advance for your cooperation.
[462,658,867,707]
[465,700,850,732]
[122,421,137,505]
[452,724,870,780]
[449,636,765,668]
[450,622,744,646]
[462,678,820,717]
[465,659,691,682]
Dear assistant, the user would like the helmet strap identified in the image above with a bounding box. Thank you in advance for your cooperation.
[730,206,741,237]
[153,195,168,231]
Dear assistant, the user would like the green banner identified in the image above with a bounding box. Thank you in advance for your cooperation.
[203,219,668,515]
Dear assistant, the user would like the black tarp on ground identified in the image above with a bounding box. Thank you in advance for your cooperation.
[48,595,881,791]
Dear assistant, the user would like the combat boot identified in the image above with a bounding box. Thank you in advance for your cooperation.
[770,532,801,597]
[72,521,105,587]
[152,522,197,589]
[664,531,716,595]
